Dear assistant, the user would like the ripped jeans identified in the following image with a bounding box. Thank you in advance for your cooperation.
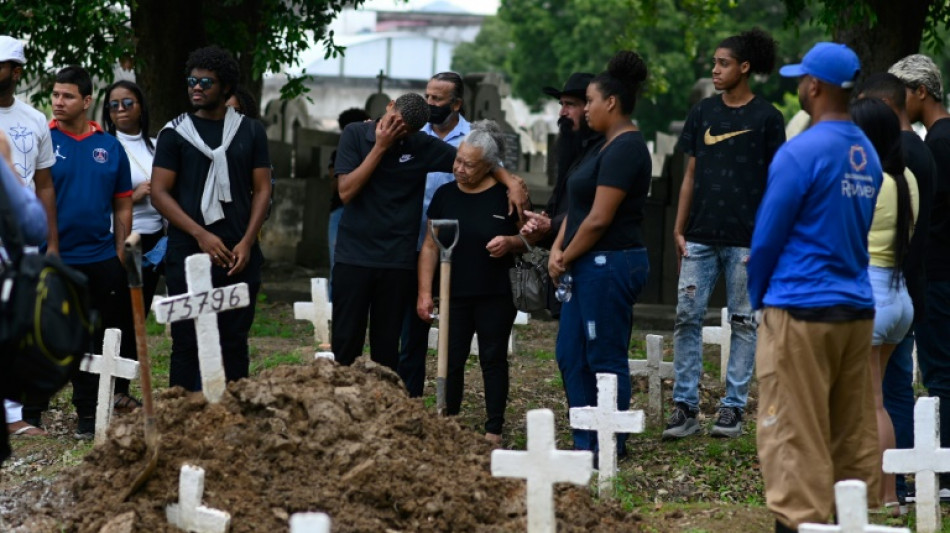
[556,247,649,451]
[672,242,756,412]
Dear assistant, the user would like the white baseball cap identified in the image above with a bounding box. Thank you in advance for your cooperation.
[0,36,26,64]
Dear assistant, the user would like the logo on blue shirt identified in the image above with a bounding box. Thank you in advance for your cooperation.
[399,154,413,163]
[92,148,109,164]
[849,145,867,172]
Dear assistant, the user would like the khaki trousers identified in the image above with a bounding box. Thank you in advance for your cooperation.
[756,307,880,528]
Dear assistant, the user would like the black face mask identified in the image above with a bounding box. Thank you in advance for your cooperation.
[428,103,453,125]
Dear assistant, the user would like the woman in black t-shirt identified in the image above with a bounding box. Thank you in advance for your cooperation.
[417,121,524,446]
[550,51,652,454]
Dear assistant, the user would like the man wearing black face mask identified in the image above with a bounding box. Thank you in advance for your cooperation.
[397,72,471,398]
[521,73,603,248]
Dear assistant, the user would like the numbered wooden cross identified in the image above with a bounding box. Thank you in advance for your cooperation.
[153,254,250,403]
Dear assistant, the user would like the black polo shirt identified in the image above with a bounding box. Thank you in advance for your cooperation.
[334,121,456,269]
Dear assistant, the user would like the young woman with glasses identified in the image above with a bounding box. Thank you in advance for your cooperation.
[100,80,165,410]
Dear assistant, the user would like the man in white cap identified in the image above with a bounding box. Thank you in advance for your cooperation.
[0,35,58,438]
[748,42,883,531]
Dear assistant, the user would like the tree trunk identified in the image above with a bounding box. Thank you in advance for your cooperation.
[131,0,209,135]
[833,0,931,82]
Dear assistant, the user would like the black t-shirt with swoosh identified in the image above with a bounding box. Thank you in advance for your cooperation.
[334,121,456,269]
[678,94,786,246]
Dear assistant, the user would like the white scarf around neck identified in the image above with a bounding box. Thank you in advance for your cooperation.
[161,106,243,225]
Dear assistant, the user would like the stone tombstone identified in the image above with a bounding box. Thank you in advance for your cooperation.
[264,97,311,144]
[469,82,522,172]
[293,128,341,270]
[365,92,392,121]
[259,178,306,263]
[293,128,340,180]
[268,140,293,180]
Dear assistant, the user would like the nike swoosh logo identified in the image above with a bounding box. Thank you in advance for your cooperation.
[704,127,752,146]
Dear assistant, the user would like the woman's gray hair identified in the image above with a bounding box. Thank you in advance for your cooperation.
[463,120,507,169]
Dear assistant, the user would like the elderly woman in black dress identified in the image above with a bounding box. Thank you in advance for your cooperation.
[417,120,525,446]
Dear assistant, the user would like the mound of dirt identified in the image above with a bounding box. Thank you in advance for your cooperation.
[14,360,642,532]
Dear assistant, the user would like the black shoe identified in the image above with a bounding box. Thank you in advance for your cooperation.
[661,402,700,440]
[710,407,743,438]
[75,417,94,440]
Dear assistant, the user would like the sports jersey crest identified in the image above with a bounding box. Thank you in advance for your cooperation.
[92,147,108,164]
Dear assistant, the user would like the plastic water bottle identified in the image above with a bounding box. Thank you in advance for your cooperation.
[555,273,573,303]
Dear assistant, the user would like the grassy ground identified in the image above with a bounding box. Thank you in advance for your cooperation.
[0,289,937,532]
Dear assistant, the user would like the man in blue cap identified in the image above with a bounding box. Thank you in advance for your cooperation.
[747,42,883,531]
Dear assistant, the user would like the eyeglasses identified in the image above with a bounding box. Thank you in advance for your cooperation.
[108,98,136,111]
[186,76,215,90]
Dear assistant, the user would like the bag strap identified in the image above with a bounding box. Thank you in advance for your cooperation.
[0,166,26,267]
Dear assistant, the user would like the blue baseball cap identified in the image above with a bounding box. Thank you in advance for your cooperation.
[779,42,861,89]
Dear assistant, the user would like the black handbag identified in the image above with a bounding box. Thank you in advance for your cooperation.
[0,178,96,398]
[509,241,550,313]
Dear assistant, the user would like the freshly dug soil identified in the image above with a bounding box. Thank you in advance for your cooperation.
[14,360,641,532]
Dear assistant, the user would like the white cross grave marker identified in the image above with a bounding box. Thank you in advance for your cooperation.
[79,328,140,445]
[883,397,950,533]
[290,512,331,533]
[569,373,644,497]
[491,409,593,533]
[628,334,673,426]
[154,254,250,403]
[798,480,909,533]
[166,464,231,533]
[702,307,731,385]
[293,278,332,350]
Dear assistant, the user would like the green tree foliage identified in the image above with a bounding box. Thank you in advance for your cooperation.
[451,16,513,75]
[460,0,827,140]
[783,0,950,76]
[0,0,365,129]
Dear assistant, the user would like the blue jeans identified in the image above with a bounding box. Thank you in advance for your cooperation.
[869,266,913,345]
[327,207,343,300]
[883,331,915,498]
[915,281,950,463]
[672,242,756,411]
[556,248,649,451]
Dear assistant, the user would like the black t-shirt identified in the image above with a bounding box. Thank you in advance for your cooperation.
[677,94,786,246]
[334,121,456,269]
[925,118,950,281]
[901,130,936,311]
[153,114,271,248]
[563,131,651,251]
[427,182,518,298]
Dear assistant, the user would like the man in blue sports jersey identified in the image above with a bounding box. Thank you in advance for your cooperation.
[748,43,883,531]
[23,66,134,439]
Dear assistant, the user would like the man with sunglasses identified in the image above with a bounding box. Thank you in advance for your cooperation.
[151,46,271,390]
[0,35,61,438]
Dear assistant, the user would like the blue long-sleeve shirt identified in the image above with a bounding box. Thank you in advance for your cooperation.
[747,120,882,310]
[1,159,47,246]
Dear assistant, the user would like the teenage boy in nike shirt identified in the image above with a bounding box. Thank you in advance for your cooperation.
[663,29,786,440]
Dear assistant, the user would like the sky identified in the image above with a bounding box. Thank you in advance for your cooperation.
[361,0,500,16]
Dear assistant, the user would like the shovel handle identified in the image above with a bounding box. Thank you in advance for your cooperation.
[124,232,143,288]
[429,219,459,263]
